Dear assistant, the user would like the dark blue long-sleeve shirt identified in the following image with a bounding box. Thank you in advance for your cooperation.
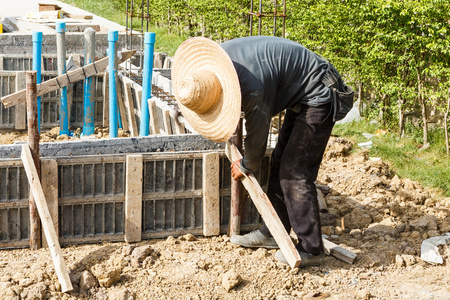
[221,36,332,173]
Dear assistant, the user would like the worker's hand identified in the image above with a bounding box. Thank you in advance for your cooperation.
[231,159,245,181]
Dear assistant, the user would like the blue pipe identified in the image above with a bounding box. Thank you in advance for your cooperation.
[108,30,119,138]
[83,28,95,136]
[56,21,69,135]
[32,31,42,133]
[140,32,156,136]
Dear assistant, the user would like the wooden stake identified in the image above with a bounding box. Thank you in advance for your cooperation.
[225,141,301,268]
[21,144,73,292]
[229,118,243,236]
[1,50,136,108]
[125,155,143,243]
[26,71,41,250]
[202,152,220,236]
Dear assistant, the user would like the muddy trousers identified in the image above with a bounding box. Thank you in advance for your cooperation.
[259,103,334,255]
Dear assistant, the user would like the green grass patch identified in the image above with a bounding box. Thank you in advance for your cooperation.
[61,0,186,55]
[333,121,450,197]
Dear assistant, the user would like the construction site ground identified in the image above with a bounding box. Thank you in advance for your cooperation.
[0,131,449,300]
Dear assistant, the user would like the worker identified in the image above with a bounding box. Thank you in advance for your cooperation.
[172,36,353,267]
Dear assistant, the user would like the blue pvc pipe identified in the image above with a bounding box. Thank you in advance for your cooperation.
[108,30,119,138]
[32,31,42,133]
[83,28,96,136]
[140,32,156,136]
[56,21,69,135]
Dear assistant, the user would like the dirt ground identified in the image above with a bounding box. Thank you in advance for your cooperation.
[0,132,450,300]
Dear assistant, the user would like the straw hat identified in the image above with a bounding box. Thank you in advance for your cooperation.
[172,37,241,143]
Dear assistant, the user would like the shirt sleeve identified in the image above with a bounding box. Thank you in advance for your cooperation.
[239,94,272,174]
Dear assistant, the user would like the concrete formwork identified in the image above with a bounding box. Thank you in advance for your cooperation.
[0,135,267,249]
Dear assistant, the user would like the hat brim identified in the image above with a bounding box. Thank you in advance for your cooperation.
[172,37,241,143]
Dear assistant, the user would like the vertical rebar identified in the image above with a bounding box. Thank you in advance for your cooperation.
[140,32,156,136]
[258,0,262,35]
[32,31,42,133]
[108,30,119,138]
[250,0,253,36]
[26,70,41,250]
[83,27,96,136]
[56,21,69,135]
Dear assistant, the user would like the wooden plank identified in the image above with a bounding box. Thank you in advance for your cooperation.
[14,72,26,130]
[322,238,357,264]
[21,144,73,292]
[162,109,172,135]
[125,155,143,243]
[202,152,220,236]
[123,82,138,136]
[148,99,161,134]
[225,141,301,268]
[41,159,59,248]
[317,189,328,213]
[116,78,129,131]
[102,72,109,127]
[1,50,136,108]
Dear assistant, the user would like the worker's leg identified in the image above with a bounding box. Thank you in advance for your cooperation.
[279,102,334,255]
[258,109,297,237]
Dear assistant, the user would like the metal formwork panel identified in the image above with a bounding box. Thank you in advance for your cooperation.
[0,161,30,248]
[141,154,204,238]
[0,72,16,129]
[57,156,126,244]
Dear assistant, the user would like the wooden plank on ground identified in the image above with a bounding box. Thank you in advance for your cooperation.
[102,72,109,127]
[1,50,136,108]
[40,159,59,248]
[322,238,357,264]
[202,152,220,236]
[148,99,161,134]
[14,72,26,130]
[125,155,143,243]
[225,141,301,268]
[123,82,138,136]
[21,144,73,293]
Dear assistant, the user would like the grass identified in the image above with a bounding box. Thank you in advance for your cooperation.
[61,0,186,55]
[333,121,450,197]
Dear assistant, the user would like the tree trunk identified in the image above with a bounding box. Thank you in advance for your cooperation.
[398,99,405,137]
[445,93,450,155]
[417,70,428,145]
[358,81,364,116]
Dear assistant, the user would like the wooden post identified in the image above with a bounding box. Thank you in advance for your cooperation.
[225,141,301,268]
[41,159,59,248]
[15,72,26,130]
[229,117,243,236]
[202,152,220,236]
[21,145,73,292]
[125,155,143,242]
[116,79,129,131]
[26,71,41,250]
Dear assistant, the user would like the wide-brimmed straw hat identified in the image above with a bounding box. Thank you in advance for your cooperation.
[172,37,241,143]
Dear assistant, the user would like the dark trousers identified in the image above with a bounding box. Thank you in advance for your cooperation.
[259,103,334,255]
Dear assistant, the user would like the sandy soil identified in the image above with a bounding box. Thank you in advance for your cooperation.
[0,133,449,300]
